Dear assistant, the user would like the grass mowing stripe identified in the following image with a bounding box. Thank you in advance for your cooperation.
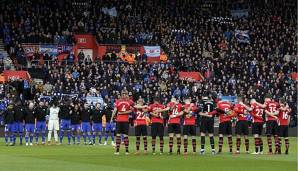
[0,137,297,171]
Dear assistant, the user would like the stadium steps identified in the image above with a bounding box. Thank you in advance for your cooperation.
[0,39,15,70]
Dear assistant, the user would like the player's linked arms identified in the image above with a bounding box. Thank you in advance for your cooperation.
[243,110,249,115]
[183,107,191,117]
[186,112,193,118]
[118,110,132,115]
[169,115,175,118]
[184,106,190,113]
[151,109,161,118]
[223,110,235,119]
[199,112,210,117]
[241,103,253,111]
[154,110,164,119]
[265,109,278,119]
[134,105,148,109]
[161,107,170,113]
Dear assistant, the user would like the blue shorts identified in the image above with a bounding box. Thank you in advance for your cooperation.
[105,122,116,132]
[0,115,3,125]
[92,123,103,132]
[81,122,91,132]
[71,124,81,131]
[5,124,15,132]
[14,122,24,133]
[60,119,71,130]
[25,124,35,133]
[36,121,46,132]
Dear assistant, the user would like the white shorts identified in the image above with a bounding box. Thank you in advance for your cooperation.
[48,120,59,131]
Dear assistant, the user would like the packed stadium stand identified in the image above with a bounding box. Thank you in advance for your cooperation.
[0,0,297,127]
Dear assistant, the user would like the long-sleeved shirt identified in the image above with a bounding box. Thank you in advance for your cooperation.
[49,107,60,120]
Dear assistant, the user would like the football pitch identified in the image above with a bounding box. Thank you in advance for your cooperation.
[0,137,297,171]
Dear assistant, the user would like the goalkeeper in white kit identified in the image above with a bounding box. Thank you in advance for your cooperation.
[47,101,60,145]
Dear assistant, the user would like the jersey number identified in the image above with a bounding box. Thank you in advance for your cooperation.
[255,109,264,117]
[282,112,289,120]
[154,108,162,117]
[136,111,146,119]
[207,105,211,112]
[172,108,178,116]
[121,105,126,112]
[269,106,276,113]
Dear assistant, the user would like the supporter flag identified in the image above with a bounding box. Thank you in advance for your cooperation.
[22,44,40,57]
[219,96,237,104]
[22,44,73,58]
[231,9,249,18]
[144,46,161,63]
[235,30,250,44]
[57,45,72,54]
[179,72,203,82]
[38,95,52,102]
[85,96,104,108]
[3,70,31,81]
[40,45,58,56]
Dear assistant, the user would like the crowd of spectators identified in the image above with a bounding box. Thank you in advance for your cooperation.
[0,0,297,125]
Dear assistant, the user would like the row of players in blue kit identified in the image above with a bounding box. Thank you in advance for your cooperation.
[3,100,119,146]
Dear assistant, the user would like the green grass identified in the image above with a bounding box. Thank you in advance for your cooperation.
[0,137,297,171]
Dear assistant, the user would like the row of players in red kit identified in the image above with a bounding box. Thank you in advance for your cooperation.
[110,90,292,155]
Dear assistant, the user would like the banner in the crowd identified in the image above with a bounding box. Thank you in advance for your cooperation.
[22,44,72,57]
[99,27,116,33]
[40,45,58,56]
[38,94,79,103]
[38,95,52,102]
[144,46,160,58]
[58,45,72,54]
[208,17,234,26]
[219,96,237,104]
[3,70,31,81]
[235,30,250,44]
[231,9,249,18]
[179,72,203,81]
[62,93,79,99]
[22,44,40,57]
[101,7,117,17]
[172,29,193,45]
[85,96,104,106]
[135,32,153,43]
[144,46,160,63]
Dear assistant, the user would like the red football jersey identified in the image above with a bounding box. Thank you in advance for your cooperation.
[183,103,197,125]
[278,108,291,126]
[265,101,279,121]
[250,103,264,123]
[233,104,247,121]
[149,103,165,124]
[115,99,134,122]
[134,108,147,126]
[217,101,233,123]
[167,102,183,124]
